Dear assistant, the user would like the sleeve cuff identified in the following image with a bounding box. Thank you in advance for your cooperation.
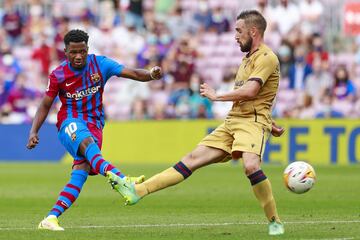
[248,77,264,86]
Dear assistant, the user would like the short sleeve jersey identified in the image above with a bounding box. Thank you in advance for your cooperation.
[228,44,280,127]
[46,54,124,129]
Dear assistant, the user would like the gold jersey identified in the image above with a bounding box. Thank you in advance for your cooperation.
[228,43,280,128]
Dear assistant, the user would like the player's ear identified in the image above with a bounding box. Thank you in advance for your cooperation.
[251,27,256,37]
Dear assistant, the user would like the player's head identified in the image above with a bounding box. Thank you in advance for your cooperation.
[235,10,267,53]
[64,29,89,69]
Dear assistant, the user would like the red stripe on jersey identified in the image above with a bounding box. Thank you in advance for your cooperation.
[82,70,89,122]
[62,65,78,118]
[93,56,104,85]
[89,62,98,125]
[56,65,73,129]
[93,57,104,123]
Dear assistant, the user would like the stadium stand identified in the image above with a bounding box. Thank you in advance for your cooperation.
[0,0,359,123]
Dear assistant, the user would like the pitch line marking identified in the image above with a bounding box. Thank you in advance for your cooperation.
[0,220,359,231]
[300,238,355,240]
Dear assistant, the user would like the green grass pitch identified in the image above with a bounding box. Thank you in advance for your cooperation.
[0,162,359,240]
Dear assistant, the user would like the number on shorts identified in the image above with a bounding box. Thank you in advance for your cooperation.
[65,122,77,137]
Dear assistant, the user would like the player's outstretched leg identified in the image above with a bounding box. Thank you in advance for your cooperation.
[113,146,226,205]
[114,161,192,205]
[38,169,88,231]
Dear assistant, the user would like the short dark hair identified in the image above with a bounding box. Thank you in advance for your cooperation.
[237,10,267,36]
[64,29,89,46]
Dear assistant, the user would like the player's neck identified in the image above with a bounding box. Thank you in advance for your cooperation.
[249,40,263,56]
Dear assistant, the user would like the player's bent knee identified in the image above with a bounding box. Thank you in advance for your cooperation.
[73,161,91,173]
[242,153,261,176]
[244,164,261,176]
[181,152,203,171]
[243,160,261,176]
[78,137,95,156]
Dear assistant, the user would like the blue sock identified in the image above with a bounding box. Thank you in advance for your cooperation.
[85,142,125,177]
[48,169,88,217]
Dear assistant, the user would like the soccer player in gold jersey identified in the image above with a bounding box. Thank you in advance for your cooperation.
[108,10,284,236]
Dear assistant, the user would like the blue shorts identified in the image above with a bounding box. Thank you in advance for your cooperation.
[58,118,101,160]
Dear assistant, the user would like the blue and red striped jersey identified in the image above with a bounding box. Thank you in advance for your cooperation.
[46,54,124,130]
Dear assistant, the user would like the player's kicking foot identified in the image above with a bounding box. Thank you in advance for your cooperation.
[106,171,141,206]
[38,215,64,231]
[268,220,285,236]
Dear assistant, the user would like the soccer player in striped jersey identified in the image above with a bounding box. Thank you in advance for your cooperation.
[26,29,162,231]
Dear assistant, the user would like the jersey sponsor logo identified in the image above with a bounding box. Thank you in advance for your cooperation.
[65,85,101,100]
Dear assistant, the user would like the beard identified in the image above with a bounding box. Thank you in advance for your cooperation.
[240,36,253,53]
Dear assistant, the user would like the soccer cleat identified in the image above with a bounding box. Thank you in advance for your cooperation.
[106,171,141,206]
[268,221,285,236]
[38,215,64,231]
[129,175,145,184]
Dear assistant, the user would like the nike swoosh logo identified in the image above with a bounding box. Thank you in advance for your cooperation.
[65,82,75,87]
[123,183,129,189]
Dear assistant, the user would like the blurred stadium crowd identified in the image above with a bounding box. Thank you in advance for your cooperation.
[1,0,360,124]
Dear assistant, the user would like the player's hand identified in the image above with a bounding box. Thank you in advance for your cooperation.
[271,122,285,137]
[150,66,162,80]
[27,132,39,149]
[200,83,217,101]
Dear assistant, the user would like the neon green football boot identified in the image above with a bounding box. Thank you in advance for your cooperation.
[268,220,285,235]
[129,175,145,184]
[38,215,64,231]
[106,171,141,206]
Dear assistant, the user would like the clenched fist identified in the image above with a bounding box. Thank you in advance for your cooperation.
[150,66,163,80]
[27,132,39,149]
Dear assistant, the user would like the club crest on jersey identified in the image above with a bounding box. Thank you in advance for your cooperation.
[235,80,244,87]
[71,133,77,141]
[91,73,100,83]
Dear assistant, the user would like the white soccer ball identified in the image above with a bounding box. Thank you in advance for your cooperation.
[283,161,316,194]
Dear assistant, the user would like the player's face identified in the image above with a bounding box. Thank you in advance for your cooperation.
[235,19,253,53]
[65,42,88,69]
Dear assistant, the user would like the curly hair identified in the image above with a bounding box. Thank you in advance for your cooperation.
[64,29,89,46]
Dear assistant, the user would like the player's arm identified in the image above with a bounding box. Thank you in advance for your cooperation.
[27,95,55,149]
[119,66,162,82]
[201,53,278,101]
[200,80,261,101]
